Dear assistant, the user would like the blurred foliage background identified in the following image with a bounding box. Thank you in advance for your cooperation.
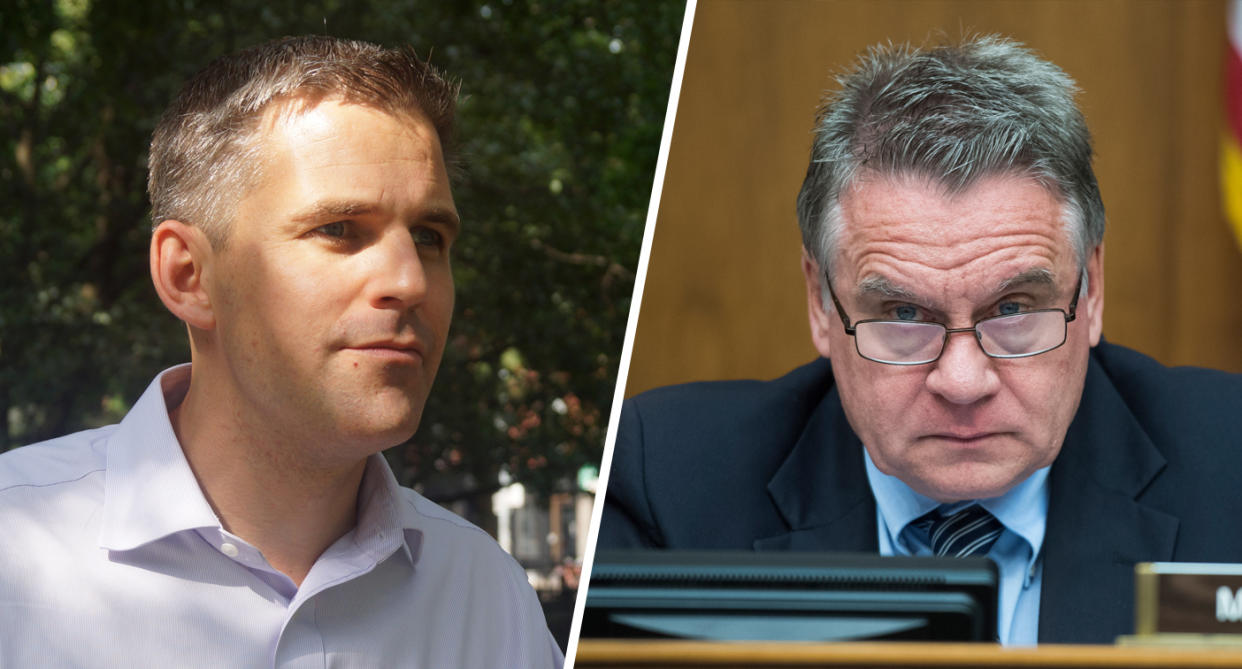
[0,0,682,529]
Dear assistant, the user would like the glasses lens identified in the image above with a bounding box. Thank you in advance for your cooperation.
[977,311,1066,357]
[855,321,945,364]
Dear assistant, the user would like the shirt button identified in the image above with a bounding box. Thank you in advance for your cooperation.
[220,542,240,558]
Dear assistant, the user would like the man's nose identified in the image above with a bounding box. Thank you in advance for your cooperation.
[367,228,427,309]
[924,329,1000,405]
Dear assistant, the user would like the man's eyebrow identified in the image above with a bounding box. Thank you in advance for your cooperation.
[856,275,921,301]
[289,199,380,223]
[854,267,1058,303]
[289,199,461,231]
[995,268,1056,293]
[420,206,461,232]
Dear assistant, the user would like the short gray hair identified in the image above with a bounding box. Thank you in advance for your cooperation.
[796,35,1104,278]
[148,35,460,247]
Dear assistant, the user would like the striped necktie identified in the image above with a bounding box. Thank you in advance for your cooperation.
[923,504,1004,558]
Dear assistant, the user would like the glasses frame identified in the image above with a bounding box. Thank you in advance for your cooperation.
[824,271,1081,366]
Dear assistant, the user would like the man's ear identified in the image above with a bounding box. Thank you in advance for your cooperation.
[150,220,216,330]
[1085,242,1105,346]
[802,247,833,359]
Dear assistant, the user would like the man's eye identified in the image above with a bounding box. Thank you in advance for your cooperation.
[317,221,348,238]
[412,226,444,247]
[997,301,1024,316]
[894,305,920,321]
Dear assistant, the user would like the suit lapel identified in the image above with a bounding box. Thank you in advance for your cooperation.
[1038,353,1178,643]
[754,384,878,553]
[750,350,1180,643]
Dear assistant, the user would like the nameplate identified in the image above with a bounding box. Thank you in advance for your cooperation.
[1135,562,1242,635]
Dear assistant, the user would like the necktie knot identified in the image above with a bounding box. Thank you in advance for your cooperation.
[920,504,1004,558]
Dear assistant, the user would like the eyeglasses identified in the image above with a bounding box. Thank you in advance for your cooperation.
[825,273,1081,365]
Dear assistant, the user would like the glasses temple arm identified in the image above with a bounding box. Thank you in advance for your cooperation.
[823,271,857,334]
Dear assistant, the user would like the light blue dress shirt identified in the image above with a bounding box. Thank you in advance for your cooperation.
[0,365,564,668]
[863,449,1048,645]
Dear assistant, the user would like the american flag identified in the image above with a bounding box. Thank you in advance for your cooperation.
[1223,0,1242,251]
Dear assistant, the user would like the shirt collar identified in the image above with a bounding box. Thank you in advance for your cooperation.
[99,365,220,551]
[355,452,420,565]
[99,365,423,566]
[863,446,1049,561]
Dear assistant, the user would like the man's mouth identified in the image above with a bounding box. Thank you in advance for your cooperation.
[925,432,1001,443]
[343,339,425,362]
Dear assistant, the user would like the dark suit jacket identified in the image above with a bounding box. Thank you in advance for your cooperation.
[599,340,1242,643]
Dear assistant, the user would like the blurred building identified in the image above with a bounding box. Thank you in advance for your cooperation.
[493,466,598,650]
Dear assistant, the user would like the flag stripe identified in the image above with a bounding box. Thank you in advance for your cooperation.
[1223,0,1242,252]
[1219,132,1242,250]
[1225,42,1242,143]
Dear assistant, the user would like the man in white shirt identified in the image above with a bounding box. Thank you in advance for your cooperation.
[0,36,563,668]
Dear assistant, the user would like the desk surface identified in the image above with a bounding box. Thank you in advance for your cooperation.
[573,640,1242,668]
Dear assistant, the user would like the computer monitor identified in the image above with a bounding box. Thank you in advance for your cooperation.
[582,550,998,642]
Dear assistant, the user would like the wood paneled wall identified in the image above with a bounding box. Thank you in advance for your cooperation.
[625,0,1242,397]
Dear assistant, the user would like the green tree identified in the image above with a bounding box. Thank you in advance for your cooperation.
[0,0,682,526]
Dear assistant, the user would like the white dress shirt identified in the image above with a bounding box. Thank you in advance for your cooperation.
[0,365,564,668]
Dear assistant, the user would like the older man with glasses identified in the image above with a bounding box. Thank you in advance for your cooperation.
[597,36,1242,646]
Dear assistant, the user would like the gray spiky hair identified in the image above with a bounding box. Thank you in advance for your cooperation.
[796,35,1104,277]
